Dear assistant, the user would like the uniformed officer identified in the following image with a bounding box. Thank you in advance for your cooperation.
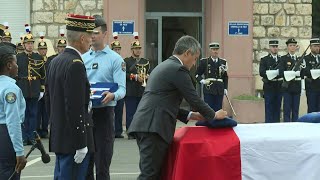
[124,32,150,139]
[16,28,46,145]
[16,34,25,54]
[2,22,12,43]
[46,14,95,180]
[304,38,320,113]
[279,38,304,122]
[195,42,228,111]
[110,32,125,138]
[47,29,67,64]
[36,33,49,138]
[82,16,126,180]
[259,40,282,123]
[0,44,27,180]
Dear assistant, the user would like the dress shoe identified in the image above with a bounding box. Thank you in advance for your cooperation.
[115,134,124,138]
[128,135,136,140]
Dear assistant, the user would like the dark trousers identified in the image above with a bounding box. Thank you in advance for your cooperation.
[86,107,114,180]
[283,92,300,122]
[0,125,20,180]
[204,94,223,111]
[54,153,90,180]
[134,132,169,180]
[114,99,124,136]
[264,92,282,123]
[37,98,49,137]
[23,98,38,141]
[306,91,320,113]
[125,96,141,130]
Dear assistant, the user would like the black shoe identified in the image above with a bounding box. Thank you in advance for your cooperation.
[115,134,124,138]
[40,133,49,139]
[23,140,28,146]
[128,135,136,140]
[28,139,36,145]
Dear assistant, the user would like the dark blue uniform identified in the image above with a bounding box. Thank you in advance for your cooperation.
[279,54,303,122]
[259,54,282,123]
[195,57,228,111]
[304,53,320,113]
[16,52,45,144]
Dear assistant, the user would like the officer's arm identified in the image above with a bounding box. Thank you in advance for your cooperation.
[223,62,228,89]
[176,108,190,124]
[113,59,126,101]
[125,58,134,81]
[259,57,268,79]
[4,89,24,156]
[303,57,312,78]
[65,60,87,150]
[278,57,286,77]
[174,67,216,120]
[40,56,46,92]
[195,59,206,82]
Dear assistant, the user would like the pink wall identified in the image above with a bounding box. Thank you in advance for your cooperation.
[103,0,145,58]
[205,0,254,98]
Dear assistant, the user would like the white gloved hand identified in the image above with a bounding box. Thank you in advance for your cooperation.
[295,71,300,77]
[224,89,228,95]
[38,92,44,101]
[74,147,88,164]
[200,79,210,85]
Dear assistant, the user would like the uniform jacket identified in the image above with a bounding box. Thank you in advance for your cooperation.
[259,53,282,92]
[16,52,45,98]
[124,56,150,97]
[128,56,215,143]
[279,53,303,93]
[304,53,320,92]
[45,48,94,154]
[195,57,228,95]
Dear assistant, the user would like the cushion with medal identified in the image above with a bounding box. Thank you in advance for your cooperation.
[90,82,118,107]
[195,117,238,128]
[297,112,320,123]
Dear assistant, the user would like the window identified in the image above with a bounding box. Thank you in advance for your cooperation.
[146,0,202,12]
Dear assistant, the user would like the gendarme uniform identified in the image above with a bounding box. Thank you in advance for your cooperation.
[195,42,228,111]
[304,38,320,113]
[16,33,45,144]
[279,38,304,122]
[0,45,26,180]
[259,40,282,123]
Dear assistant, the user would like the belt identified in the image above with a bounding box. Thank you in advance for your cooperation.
[294,78,301,81]
[207,78,223,82]
[270,78,283,81]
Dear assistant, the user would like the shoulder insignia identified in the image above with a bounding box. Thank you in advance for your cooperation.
[121,62,126,72]
[220,58,227,62]
[73,59,83,63]
[5,92,17,104]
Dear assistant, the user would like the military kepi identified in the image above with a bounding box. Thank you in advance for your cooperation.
[310,38,320,45]
[286,38,297,45]
[209,42,220,49]
[65,14,95,32]
[269,39,279,46]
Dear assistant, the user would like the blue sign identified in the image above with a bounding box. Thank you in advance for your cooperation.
[112,20,134,35]
[228,21,249,36]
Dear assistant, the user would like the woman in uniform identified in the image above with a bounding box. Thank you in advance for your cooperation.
[0,44,27,179]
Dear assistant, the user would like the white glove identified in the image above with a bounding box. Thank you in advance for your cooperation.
[74,147,88,164]
[200,79,210,85]
[38,92,44,101]
[224,89,228,95]
[295,71,300,77]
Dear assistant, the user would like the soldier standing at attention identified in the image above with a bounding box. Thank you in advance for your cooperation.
[124,32,150,139]
[195,42,228,111]
[16,25,45,145]
[259,40,282,123]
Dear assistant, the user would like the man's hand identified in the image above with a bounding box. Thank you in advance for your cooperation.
[137,74,144,83]
[38,92,44,101]
[189,112,205,121]
[101,91,115,104]
[74,147,88,164]
[224,89,228,95]
[200,79,210,85]
[15,156,27,173]
[214,109,228,120]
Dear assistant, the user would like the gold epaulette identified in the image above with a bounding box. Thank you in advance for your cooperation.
[73,59,83,63]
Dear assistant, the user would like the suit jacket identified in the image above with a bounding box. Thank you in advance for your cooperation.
[259,53,282,92]
[45,48,94,154]
[128,56,215,143]
[124,56,150,97]
[195,57,228,95]
[304,53,320,92]
[279,53,302,93]
[16,52,45,98]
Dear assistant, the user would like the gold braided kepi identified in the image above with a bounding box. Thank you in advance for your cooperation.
[66,14,95,32]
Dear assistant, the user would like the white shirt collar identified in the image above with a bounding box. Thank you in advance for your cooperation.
[66,45,82,57]
[173,55,183,65]
[211,57,218,62]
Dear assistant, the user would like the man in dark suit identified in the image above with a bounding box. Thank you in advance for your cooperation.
[45,14,95,180]
[128,35,228,180]
[259,40,282,123]
[124,32,151,139]
[304,38,320,113]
